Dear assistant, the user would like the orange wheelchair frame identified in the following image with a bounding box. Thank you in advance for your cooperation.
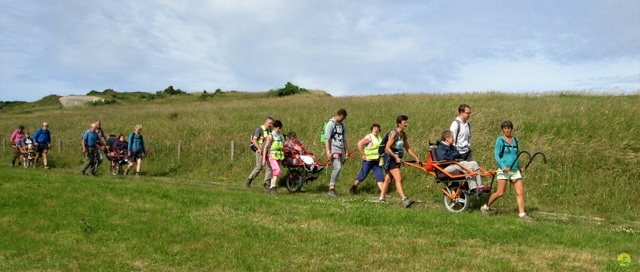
[402,143,497,212]
[404,144,546,212]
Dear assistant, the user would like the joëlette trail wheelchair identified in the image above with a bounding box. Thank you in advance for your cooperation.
[404,142,546,212]
[282,149,355,193]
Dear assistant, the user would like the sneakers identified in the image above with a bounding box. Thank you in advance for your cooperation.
[269,187,277,195]
[327,189,338,197]
[80,171,86,176]
[481,204,490,214]
[349,185,357,195]
[472,186,489,195]
[378,197,385,203]
[124,168,129,175]
[519,214,534,222]
[246,178,253,188]
[263,183,270,191]
[44,165,49,169]
[402,198,415,208]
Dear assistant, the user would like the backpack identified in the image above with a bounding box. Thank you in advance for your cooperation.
[320,119,341,143]
[453,120,471,146]
[377,129,404,155]
[249,135,258,152]
[498,137,518,159]
[250,126,271,152]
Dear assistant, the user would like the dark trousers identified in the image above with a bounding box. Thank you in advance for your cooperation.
[81,147,98,174]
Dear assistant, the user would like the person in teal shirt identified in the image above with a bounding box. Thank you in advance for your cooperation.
[481,120,533,221]
[125,124,146,177]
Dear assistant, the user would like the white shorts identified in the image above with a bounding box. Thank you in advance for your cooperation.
[496,169,522,181]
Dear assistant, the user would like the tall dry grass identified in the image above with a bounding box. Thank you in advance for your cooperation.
[1,91,639,220]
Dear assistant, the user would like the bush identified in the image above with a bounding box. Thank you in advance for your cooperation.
[161,86,186,96]
[267,82,309,97]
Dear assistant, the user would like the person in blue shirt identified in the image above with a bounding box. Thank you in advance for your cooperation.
[125,124,146,177]
[481,120,533,221]
[32,122,52,169]
[80,123,102,176]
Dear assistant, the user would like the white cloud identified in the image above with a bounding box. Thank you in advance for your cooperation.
[1,0,639,102]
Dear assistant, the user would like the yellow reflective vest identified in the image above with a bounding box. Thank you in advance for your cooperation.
[364,133,382,161]
[258,125,271,145]
[270,132,284,160]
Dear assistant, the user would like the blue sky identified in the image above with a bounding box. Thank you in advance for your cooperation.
[1,0,639,102]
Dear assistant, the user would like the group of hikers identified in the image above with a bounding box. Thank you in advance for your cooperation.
[9,105,531,220]
[246,105,533,221]
[9,121,147,177]
[10,123,52,169]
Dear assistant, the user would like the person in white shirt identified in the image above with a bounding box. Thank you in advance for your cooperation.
[450,104,473,161]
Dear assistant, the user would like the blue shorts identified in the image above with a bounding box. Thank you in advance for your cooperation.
[355,160,384,182]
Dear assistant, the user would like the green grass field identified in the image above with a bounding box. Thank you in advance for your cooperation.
[1,91,639,271]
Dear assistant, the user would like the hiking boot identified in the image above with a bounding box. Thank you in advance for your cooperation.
[246,178,253,188]
[269,187,277,195]
[349,185,357,195]
[402,198,415,208]
[519,214,534,222]
[481,204,490,214]
[327,189,338,197]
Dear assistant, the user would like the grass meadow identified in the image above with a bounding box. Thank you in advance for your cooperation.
[1,91,639,271]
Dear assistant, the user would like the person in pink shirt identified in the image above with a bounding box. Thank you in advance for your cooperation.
[10,125,25,167]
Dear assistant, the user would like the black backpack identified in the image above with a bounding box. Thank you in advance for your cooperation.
[249,126,271,152]
[378,129,404,155]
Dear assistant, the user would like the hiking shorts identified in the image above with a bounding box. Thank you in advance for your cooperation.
[35,144,49,153]
[383,153,402,171]
[496,169,522,181]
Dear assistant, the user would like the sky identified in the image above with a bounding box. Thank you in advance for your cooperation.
[1,0,639,102]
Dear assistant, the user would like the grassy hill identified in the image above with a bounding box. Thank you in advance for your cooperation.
[1,91,639,270]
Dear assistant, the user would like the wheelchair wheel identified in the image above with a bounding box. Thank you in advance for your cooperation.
[285,169,304,193]
[23,158,31,169]
[110,161,119,175]
[442,184,470,212]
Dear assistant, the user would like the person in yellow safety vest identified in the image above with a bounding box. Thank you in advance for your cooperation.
[247,116,274,188]
[349,124,384,195]
[262,120,284,195]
